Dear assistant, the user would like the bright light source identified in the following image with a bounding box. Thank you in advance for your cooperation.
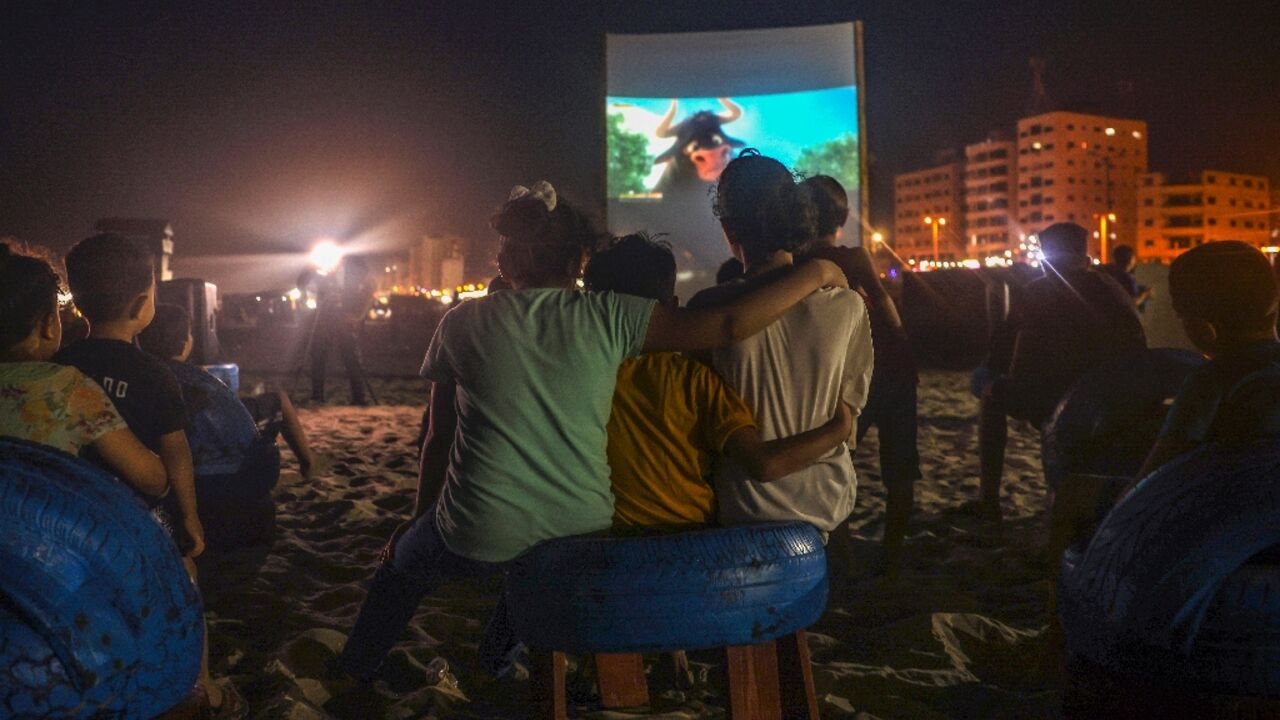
[287,287,302,301]
[308,240,343,275]
[939,218,947,226]
[440,294,454,304]
[871,232,884,244]
[923,216,933,225]
[1132,131,1142,139]
[1032,141,1043,150]
[1104,127,1116,136]
[1107,213,1117,221]
[304,298,318,310]
[1262,246,1280,254]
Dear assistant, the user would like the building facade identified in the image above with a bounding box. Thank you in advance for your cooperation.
[1137,171,1272,263]
[1014,111,1148,260]
[892,161,965,260]
[963,135,1016,259]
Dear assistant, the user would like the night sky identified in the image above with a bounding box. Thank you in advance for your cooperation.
[2,2,1276,268]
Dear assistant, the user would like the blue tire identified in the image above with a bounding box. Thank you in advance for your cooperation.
[0,438,203,719]
[1041,347,1203,492]
[506,522,828,654]
[1060,437,1280,696]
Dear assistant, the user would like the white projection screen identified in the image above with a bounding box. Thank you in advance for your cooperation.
[606,23,867,288]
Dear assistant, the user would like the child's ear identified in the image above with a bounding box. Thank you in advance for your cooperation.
[39,309,60,341]
[127,293,149,321]
[1181,316,1218,351]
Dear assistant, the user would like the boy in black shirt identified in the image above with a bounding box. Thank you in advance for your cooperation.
[1134,241,1280,480]
[56,233,244,717]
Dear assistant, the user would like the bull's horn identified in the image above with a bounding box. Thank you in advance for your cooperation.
[654,99,678,138]
[716,97,742,123]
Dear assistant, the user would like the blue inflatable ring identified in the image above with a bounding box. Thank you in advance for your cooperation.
[506,522,828,655]
[1041,347,1203,491]
[0,438,203,719]
[1060,437,1280,697]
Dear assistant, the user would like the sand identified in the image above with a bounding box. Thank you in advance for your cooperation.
[198,370,1059,719]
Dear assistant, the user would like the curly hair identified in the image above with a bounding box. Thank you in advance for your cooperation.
[0,243,63,351]
[491,194,605,287]
[712,150,817,264]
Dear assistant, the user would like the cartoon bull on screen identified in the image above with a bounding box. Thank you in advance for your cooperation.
[652,97,744,190]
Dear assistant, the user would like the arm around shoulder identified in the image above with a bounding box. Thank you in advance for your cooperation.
[642,259,848,353]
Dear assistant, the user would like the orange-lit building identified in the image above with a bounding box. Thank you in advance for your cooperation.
[1136,171,1271,263]
[893,160,965,260]
[1014,111,1148,260]
[963,134,1016,258]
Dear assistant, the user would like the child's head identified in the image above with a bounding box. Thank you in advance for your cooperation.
[583,233,677,305]
[492,182,604,289]
[1038,223,1089,267]
[713,150,816,265]
[1111,244,1137,271]
[801,175,850,242]
[1169,241,1278,354]
[138,303,193,361]
[63,233,156,332]
[0,243,64,360]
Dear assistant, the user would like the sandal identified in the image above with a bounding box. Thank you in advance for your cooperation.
[201,678,249,720]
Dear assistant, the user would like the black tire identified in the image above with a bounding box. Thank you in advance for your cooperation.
[0,438,203,719]
[507,522,828,654]
[1042,347,1203,492]
[1060,437,1280,696]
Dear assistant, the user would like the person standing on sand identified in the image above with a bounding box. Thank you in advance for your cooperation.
[797,175,921,573]
[334,181,850,681]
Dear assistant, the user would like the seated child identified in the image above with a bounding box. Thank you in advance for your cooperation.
[53,233,245,718]
[139,303,319,479]
[688,152,873,538]
[584,233,852,530]
[1135,241,1280,480]
[0,243,167,496]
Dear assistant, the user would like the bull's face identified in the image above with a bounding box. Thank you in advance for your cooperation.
[685,132,734,181]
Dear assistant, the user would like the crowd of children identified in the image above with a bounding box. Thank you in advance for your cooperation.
[2,148,1278,714]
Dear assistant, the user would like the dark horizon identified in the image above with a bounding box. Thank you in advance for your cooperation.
[3,2,1276,268]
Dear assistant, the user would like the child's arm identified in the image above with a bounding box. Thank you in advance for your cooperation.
[158,430,204,558]
[722,403,854,482]
[274,390,318,478]
[643,258,847,353]
[414,380,458,517]
[383,380,456,563]
[92,429,169,497]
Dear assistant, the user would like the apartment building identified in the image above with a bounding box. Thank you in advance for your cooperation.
[1014,111,1148,260]
[963,135,1016,258]
[892,161,965,260]
[1136,171,1271,263]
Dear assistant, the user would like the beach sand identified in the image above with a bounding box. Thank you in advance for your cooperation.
[200,370,1059,719]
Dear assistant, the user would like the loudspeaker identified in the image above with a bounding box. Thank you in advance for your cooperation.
[159,278,222,364]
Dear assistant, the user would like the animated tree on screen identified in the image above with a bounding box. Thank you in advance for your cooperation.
[607,87,859,199]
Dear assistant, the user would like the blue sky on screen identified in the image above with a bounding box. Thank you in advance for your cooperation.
[608,86,857,189]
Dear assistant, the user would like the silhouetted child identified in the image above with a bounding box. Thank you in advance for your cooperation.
[1136,241,1280,478]
[687,152,873,541]
[1100,244,1154,311]
[54,233,245,717]
[139,303,319,478]
[0,243,167,496]
[584,233,852,530]
[975,223,1146,521]
[799,174,920,571]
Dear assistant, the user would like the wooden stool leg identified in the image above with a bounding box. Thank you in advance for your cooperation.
[595,652,649,708]
[725,643,783,720]
[529,649,568,720]
[776,631,820,720]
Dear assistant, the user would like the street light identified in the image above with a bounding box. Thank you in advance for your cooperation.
[871,231,884,244]
[924,216,946,262]
[1096,212,1117,264]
